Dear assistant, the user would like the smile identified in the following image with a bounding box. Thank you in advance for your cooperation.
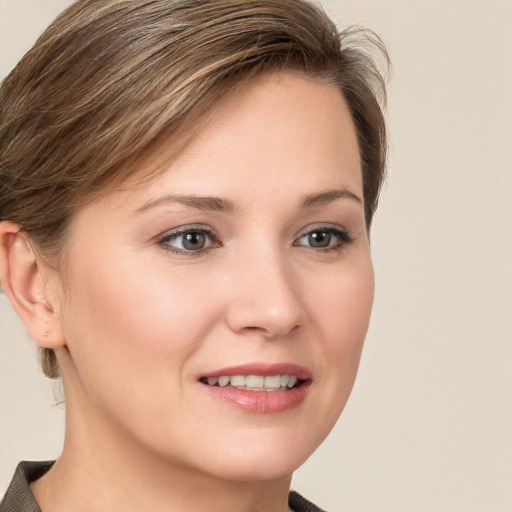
[199,364,311,413]
[200,374,300,391]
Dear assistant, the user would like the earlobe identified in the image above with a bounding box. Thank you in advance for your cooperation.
[0,221,66,349]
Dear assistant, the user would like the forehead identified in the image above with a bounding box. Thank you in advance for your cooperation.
[77,71,362,222]
[121,72,361,201]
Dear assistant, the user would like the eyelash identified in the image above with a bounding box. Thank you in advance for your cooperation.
[158,226,220,256]
[293,225,354,252]
[157,225,353,256]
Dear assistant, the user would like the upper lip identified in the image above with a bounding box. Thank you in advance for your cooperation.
[200,363,311,381]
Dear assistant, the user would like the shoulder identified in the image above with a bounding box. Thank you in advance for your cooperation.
[289,490,329,512]
[0,461,54,512]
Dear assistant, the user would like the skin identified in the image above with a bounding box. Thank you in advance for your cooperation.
[0,72,374,512]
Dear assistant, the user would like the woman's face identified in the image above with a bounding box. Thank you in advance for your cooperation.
[53,72,374,481]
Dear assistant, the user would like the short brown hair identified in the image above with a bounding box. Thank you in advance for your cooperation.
[0,0,389,379]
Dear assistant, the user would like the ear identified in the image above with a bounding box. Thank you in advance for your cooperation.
[0,222,66,349]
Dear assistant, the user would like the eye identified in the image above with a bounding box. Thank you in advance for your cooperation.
[158,227,219,254]
[294,226,353,251]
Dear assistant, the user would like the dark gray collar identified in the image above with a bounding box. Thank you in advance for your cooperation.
[0,461,54,512]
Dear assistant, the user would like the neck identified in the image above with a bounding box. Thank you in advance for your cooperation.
[32,456,292,512]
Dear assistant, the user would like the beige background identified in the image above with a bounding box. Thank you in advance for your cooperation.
[1,0,511,510]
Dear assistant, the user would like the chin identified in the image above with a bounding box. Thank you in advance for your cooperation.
[183,424,328,483]
[203,451,304,483]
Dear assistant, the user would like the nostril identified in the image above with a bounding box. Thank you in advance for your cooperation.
[243,326,274,337]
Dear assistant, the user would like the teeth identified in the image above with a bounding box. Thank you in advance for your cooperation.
[287,376,297,388]
[218,376,230,387]
[230,375,245,387]
[204,374,300,390]
[264,375,281,389]
[245,375,264,388]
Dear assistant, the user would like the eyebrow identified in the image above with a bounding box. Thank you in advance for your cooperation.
[135,187,361,215]
[300,188,362,208]
[135,194,236,214]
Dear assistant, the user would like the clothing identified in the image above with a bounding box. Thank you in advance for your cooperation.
[0,462,53,512]
[1,461,327,512]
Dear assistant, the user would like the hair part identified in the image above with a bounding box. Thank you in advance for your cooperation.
[0,0,389,379]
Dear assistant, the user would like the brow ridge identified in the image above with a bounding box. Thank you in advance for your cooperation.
[300,188,362,208]
[136,187,361,215]
[135,194,236,214]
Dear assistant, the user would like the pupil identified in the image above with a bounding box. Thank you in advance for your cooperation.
[309,231,331,248]
[183,232,205,250]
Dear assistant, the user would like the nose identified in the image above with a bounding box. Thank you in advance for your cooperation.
[225,249,307,339]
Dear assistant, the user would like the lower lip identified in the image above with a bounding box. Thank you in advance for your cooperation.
[200,382,311,414]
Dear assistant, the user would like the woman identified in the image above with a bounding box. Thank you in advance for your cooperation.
[0,1,388,511]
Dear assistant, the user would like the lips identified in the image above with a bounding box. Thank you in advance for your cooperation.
[199,363,311,414]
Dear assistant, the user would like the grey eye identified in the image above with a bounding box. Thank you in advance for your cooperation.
[295,227,352,251]
[306,231,332,248]
[160,229,215,253]
[181,232,206,250]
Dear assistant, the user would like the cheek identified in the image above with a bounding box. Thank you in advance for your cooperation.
[279,259,374,458]
[59,252,222,400]
[310,257,374,395]
[58,258,228,455]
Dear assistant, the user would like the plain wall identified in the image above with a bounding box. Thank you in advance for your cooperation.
[1,1,511,510]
